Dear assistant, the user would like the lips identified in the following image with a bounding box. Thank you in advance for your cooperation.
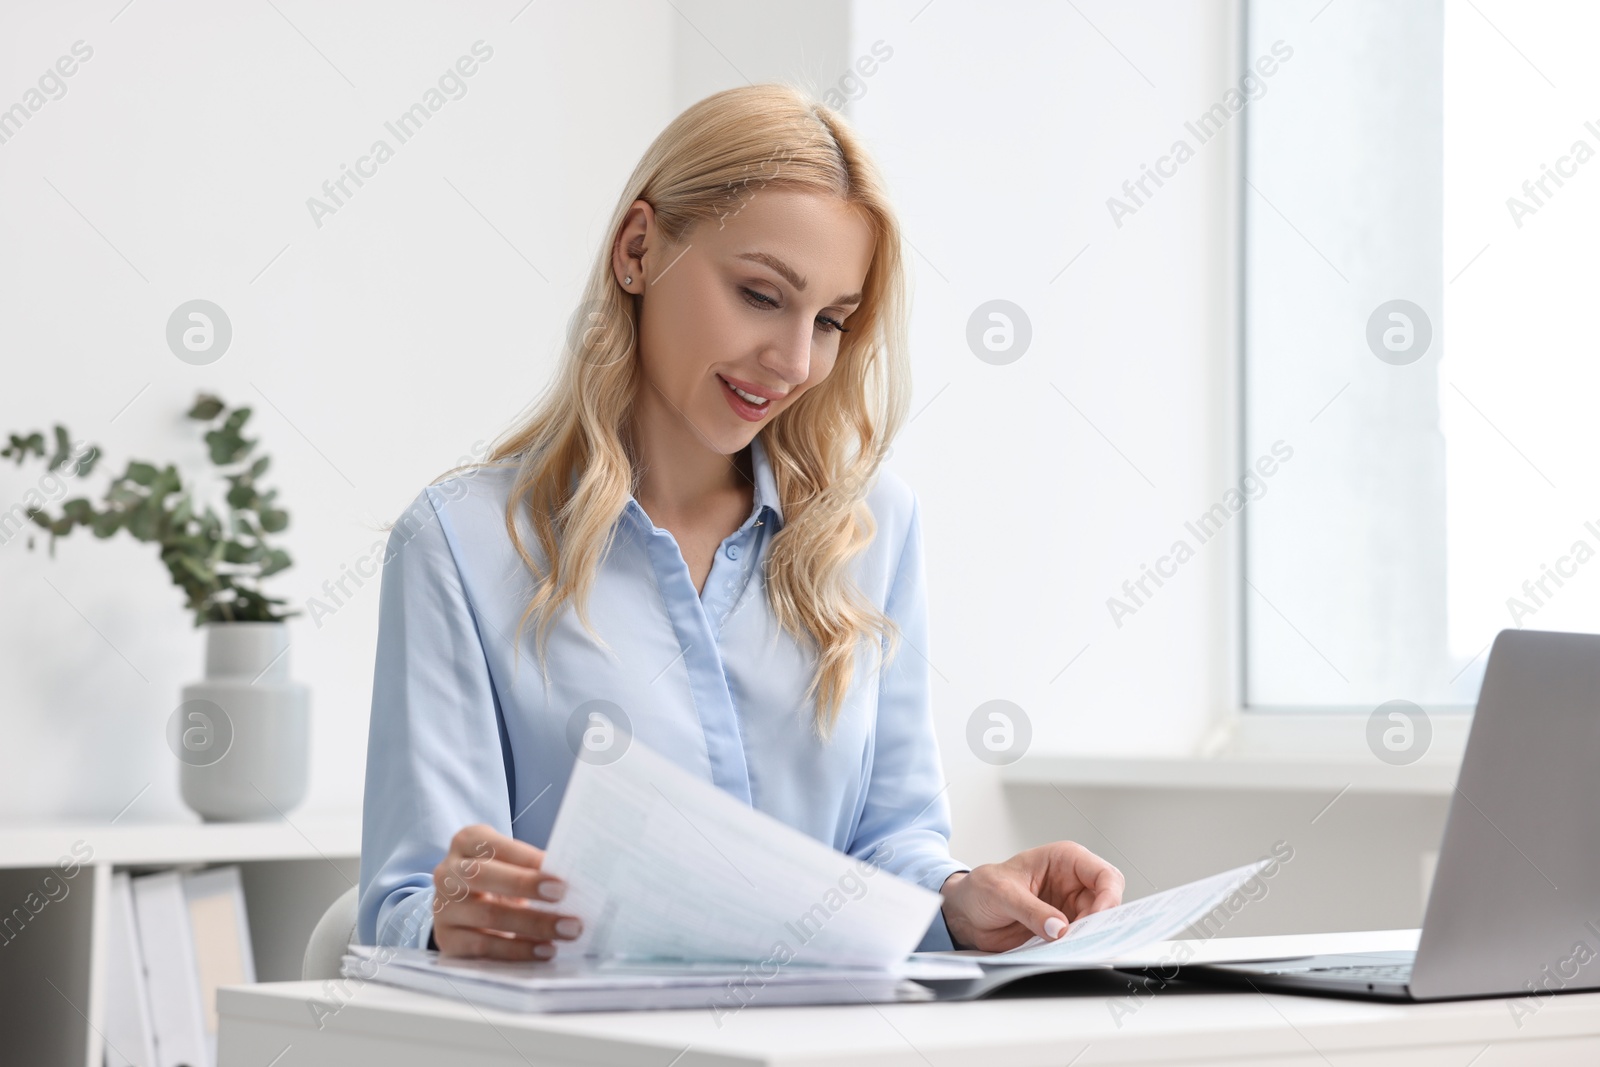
[717,374,775,422]
[717,373,786,403]
[722,378,769,406]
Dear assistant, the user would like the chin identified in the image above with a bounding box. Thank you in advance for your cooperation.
[701,403,769,453]
[714,427,761,455]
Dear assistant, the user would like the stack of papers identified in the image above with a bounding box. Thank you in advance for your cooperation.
[344,738,1275,1013]
[339,943,945,1013]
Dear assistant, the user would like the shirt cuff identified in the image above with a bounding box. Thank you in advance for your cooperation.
[375,886,437,950]
[915,860,972,952]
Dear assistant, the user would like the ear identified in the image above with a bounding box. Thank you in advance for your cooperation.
[612,199,654,293]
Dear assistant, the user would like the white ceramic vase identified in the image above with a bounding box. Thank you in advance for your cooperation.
[176,621,310,822]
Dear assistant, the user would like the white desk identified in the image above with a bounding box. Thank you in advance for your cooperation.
[218,930,1600,1066]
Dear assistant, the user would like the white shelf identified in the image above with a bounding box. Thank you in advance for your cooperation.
[0,812,362,1067]
[0,812,362,869]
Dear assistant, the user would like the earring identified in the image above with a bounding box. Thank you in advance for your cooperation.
[624,275,633,285]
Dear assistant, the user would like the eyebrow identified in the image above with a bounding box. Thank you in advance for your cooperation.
[736,251,863,307]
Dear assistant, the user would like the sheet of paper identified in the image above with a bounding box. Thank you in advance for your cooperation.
[974,859,1275,966]
[538,738,944,970]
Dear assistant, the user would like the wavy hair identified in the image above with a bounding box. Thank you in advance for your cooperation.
[441,83,912,739]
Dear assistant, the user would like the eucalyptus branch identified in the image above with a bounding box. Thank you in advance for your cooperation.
[2,392,299,626]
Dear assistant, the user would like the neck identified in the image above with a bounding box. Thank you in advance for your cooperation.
[626,383,752,522]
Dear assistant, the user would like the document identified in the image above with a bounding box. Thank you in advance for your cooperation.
[538,738,946,970]
[340,742,985,1014]
[972,859,1275,966]
[343,742,1279,1014]
[339,944,938,1013]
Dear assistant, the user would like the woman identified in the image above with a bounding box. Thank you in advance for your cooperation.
[358,83,1124,961]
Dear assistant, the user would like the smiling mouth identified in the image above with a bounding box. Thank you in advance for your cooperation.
[719,376,771,407]
[717,374,783,422]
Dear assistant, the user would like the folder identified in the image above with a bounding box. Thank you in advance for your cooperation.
[129,870,207,1067]
[339,944,935,1013]
[129,866,256,1067]
[342,738,1273,1013]
[183,867,256,1066]
[103,872,158,1067]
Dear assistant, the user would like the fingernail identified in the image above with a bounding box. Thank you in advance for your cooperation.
[537,879,566,901]
[533,943,556,959]
[1044,917,1068,939]
[556,917,582,938]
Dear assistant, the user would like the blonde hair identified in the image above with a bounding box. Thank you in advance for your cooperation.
[444,83,912,739]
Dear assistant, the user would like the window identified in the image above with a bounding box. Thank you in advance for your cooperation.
[1243,0,1591,712]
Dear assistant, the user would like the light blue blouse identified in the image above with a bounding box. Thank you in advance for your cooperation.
[357,433,969,954]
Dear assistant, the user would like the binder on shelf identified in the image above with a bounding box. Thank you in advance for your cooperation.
[183,866,256,1067]
[129,869,207,1067]
[103,871,158,1067]
[128,865,255,1067]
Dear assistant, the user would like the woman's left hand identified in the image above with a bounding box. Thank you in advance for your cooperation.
[939,842,1126,952]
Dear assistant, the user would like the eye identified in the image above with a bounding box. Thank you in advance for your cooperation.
[740,287,851,335]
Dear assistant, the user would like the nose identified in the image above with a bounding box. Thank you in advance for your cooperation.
[759,317,814,388]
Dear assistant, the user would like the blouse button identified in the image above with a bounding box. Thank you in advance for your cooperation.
[725,543,741,561]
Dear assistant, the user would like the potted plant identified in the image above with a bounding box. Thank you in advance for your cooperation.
[3,392,310,821]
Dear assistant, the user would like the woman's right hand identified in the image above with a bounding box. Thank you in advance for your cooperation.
[431,823,584,960]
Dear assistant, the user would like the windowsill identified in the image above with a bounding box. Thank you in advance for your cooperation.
[1000,712,1469,796]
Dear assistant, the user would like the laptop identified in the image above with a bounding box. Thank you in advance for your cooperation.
[1122,628,1600,1002]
